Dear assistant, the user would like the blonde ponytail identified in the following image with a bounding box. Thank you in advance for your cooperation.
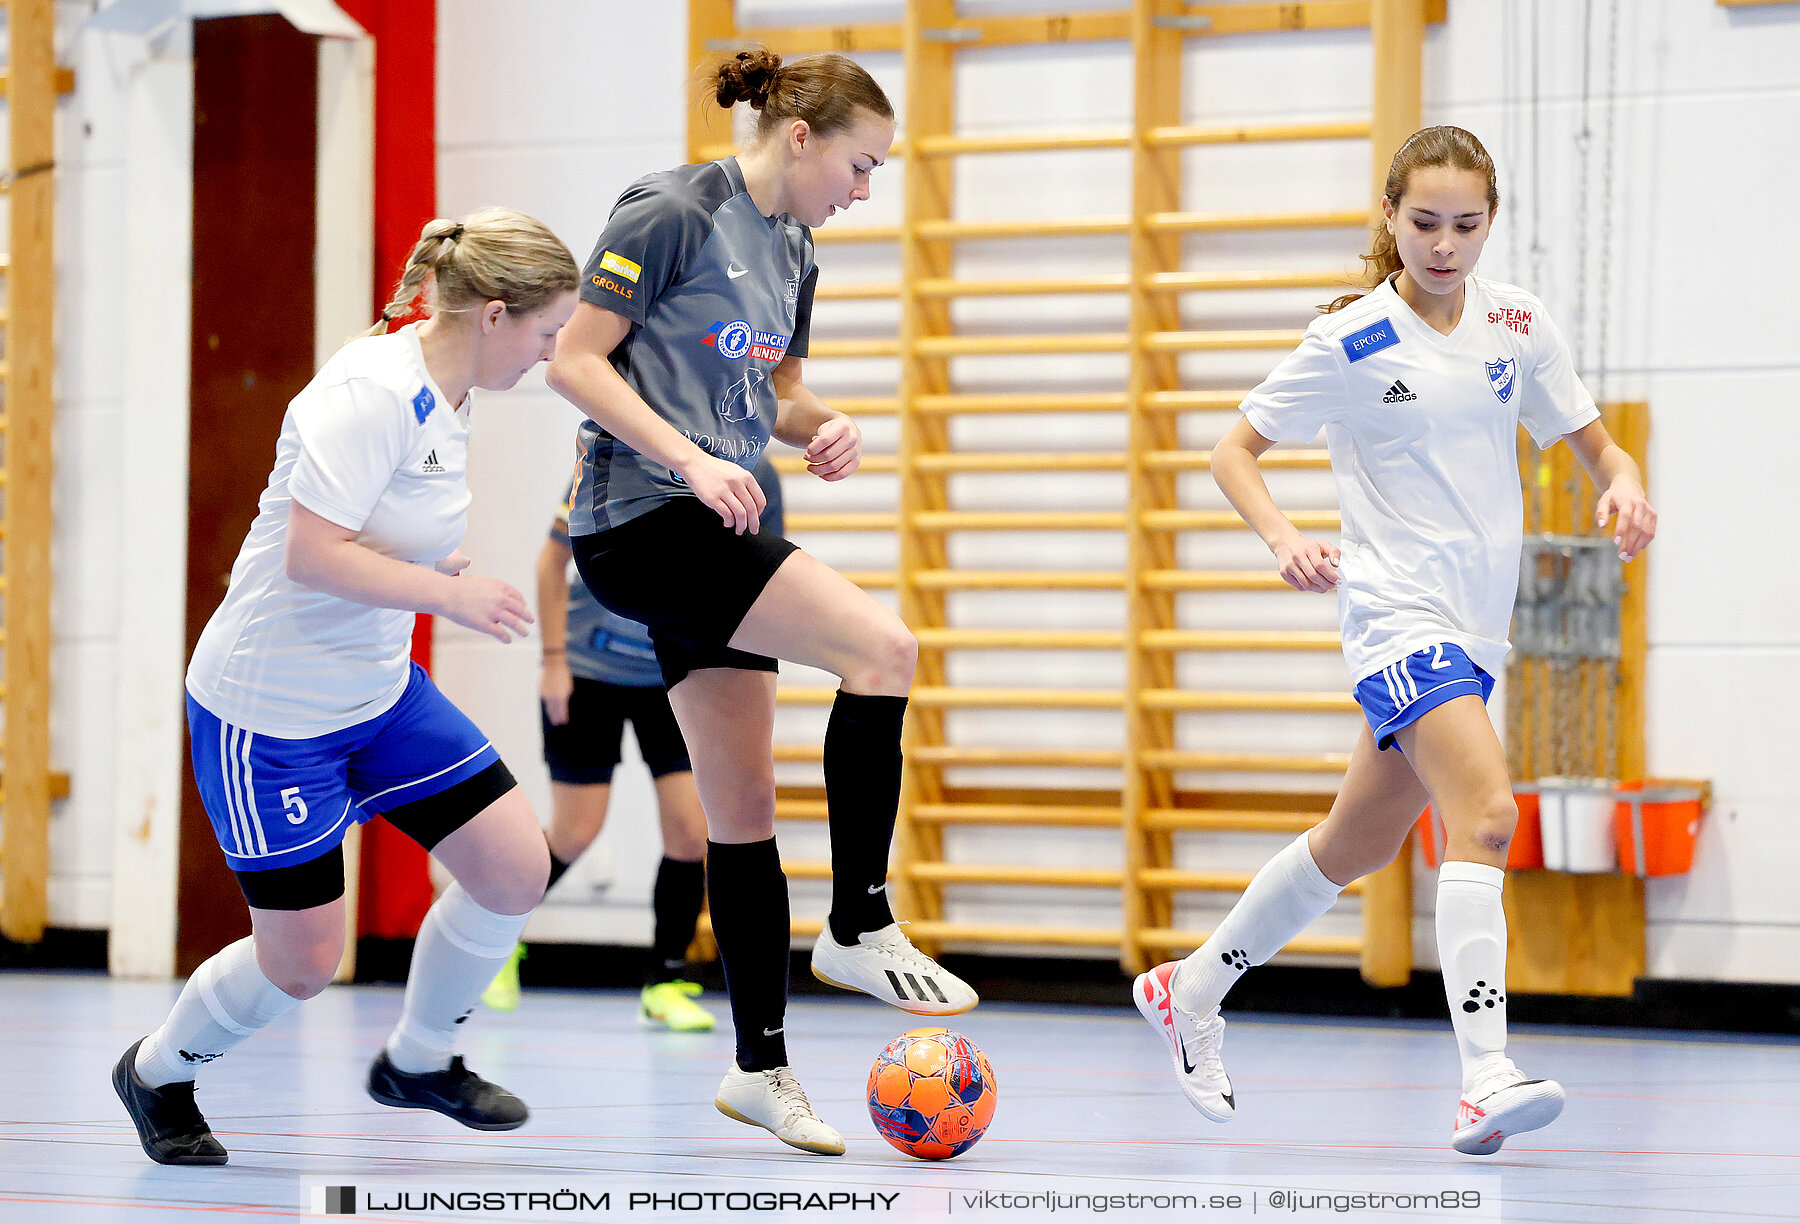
[366,208,577,337]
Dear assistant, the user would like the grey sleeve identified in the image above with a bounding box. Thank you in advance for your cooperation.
[579,176,710,326]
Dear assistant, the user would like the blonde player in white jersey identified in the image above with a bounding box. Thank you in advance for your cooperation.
[113,210,579,1166]
[1134,127,1657,1155]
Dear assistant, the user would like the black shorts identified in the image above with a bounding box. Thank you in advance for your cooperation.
[571,496,798,689]
[231,759,517,911]
[542,677,692,784]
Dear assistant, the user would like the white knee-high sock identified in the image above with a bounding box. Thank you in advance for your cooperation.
[1436,860,1515,1090]
[385,882,530,1073]
[135,937,302,1087]
[1171,833,1344,1015]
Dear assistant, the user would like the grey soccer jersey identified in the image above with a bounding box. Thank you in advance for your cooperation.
[570,157,818,534]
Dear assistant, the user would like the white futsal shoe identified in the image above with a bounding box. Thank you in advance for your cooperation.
[1134,961,1235,1122]
[1451,1067,1565,1155]
[810,922,979,1015]
[714,1062,845,1155]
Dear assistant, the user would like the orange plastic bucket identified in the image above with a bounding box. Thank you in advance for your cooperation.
[1613,781,1705,876]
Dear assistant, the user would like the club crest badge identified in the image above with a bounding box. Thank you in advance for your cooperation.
[1485,357,1516,404]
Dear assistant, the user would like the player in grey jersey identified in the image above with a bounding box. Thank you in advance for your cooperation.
[547,47,976,1156]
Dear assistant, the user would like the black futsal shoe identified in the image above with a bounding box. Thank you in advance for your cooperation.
[112,1037,229,1166]
[366,1050,529,1131]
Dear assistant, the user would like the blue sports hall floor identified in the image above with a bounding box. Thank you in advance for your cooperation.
[3,972,1797,1222]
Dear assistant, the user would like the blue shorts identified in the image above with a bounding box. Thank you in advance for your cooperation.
[187,663,502,873]
[1354,643,1495,751]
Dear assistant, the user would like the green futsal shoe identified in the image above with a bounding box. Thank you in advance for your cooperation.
[640,979,716,1031]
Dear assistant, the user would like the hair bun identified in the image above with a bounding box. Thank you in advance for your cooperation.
[715,47,782,110]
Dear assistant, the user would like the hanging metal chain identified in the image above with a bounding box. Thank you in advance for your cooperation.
[1602,660,1621,780]
[1566,0,1601,537]
[1506,659,1527,776]
[1502,1,1521,280]
[1549,657,1575,776]
[1517,538,1623,777]
[1572,0,1594,371]
[1593,0,1622,407]
[1527,0,1548,294]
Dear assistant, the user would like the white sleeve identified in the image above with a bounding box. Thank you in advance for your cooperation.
[1239,325,1348,443]
[288,378,412,531]
[1516,306,1600,450]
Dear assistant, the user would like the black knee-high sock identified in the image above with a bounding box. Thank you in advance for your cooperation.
[706,838,789,1071]
[545,850,573,892]
[823,691,906,945]
[647,855,706,986]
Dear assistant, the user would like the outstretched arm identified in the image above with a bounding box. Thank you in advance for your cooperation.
[1562,419,1657,561]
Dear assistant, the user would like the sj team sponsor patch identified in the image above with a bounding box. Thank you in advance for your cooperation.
[598,250,642,283]
[703,320,790,362]
[1341,318,1400,363]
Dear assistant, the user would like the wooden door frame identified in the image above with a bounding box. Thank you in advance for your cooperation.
[105,13,370,979]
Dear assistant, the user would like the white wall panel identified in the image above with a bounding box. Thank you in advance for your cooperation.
[1646,650,1800,803]
[1185,28,1370,121]
[1639,372,1800,647]
[1646,797,1800,928]
[436,145,679,263]
[46,641,120,928]
[54,166,129,410]
[1437,0,1800,110]
[436,0,687,148]
[51,405,125,643]
[1648,922,1800,986]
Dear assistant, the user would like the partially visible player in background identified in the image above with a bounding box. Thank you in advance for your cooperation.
[481,457,785,1034]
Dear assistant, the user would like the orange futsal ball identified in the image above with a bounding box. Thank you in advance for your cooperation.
[866,1027,997,1160]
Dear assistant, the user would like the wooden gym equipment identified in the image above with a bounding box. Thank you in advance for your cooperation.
[1,0,73,944]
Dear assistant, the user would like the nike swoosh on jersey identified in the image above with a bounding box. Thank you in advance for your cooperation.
[727,264,749,278]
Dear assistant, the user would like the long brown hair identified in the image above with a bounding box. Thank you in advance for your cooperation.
[366,207,578,337]
[709,44,893,145]
[1324,125,1499,313]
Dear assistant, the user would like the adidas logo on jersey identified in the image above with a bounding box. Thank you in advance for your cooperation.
[1382,380,1418,403]
[422,449,445,474]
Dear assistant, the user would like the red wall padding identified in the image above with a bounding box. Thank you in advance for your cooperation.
[336,0,438,941]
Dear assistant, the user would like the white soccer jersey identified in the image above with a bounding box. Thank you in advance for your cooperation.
[1240,274,1599,683]
[186,325,473,736]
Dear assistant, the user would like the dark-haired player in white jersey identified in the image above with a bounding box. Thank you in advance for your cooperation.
[1135,127,1657,1155]
[547,47,976,1155]
[112,210,578,1166]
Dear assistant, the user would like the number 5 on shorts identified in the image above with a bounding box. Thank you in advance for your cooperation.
[281,786,309,825]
